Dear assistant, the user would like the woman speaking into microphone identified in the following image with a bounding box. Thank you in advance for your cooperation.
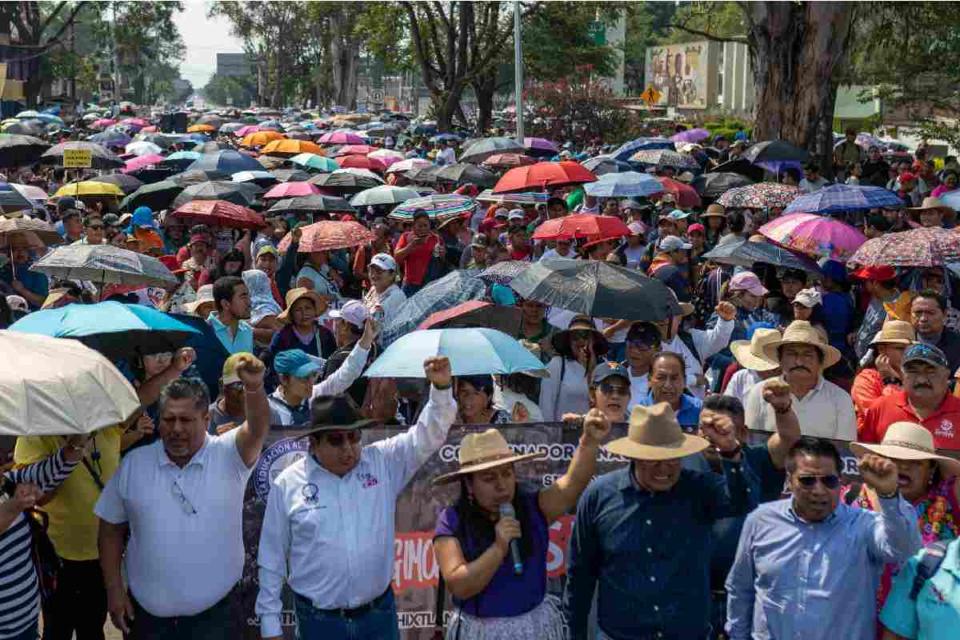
[431,410,610,639]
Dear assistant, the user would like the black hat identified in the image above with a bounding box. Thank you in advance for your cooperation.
[301,394,376,436]
[550,315,609,358]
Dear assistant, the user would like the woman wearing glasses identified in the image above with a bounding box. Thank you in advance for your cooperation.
[538,315,609,422]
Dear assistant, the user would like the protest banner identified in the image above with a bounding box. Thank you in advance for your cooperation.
[62,148,92,168]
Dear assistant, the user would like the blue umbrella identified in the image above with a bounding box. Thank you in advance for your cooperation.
[783,184,904,215]
[430,133,462,143]
[937,190,960,211]
[610,137,674,161]
[166,150,202,162]
[10,301,201,360]
[380,270,487,346]
[365,328,546,378]
[88,131,132,148]
[583,171,665,198]
[186,150,263,175]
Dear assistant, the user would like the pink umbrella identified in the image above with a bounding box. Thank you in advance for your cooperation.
[338,154,387,173]
[386,158,431,174]
[235,125,261,137]
[319,131,365,145]
[91,118,116,130]
[334,144,380,156]
[263,181,321,199]
[122,154,166,174]
[758,213,866,262]
[140,126,158,133]
[369,149,404,168]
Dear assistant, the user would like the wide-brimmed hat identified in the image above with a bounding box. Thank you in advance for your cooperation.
[300,394,376,436]
[605,403,709,461]
[907,197,953,216]
[701,203,726,219]
[730,328,782,372]
[762,320,841,368]
[433,429,545,485]
[870,320,915,346]
[550,315,609,357]
[277,287,329,322]
[184,284,215,316]
[851,421,960,476]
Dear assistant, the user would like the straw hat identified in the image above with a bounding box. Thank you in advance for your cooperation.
[762,320,841,368]
[277,287,329,322]
[605,403,709,461]
[851,422,960,476]
[433,429,545,485]
[184,284,215,316]
[869,320,915,347]
[730,328,782,372]
[701,203,726,219]
[907,196,953,215]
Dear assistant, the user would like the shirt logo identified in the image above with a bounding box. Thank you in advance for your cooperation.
[358,472,379,489]
[302,483,319,503]
[936,419,955,440]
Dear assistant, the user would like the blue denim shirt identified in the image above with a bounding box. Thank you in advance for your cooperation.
[563,461,754,639]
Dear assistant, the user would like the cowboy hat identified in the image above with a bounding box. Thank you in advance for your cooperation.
[907,196,953,215]
[730,328,781,372]
[184,284,215,316]
[277,287,329,322]
[299,394,376,437]
[433,429,545,485]
[550,315,609,358]
[869,320,915,346]
[605,403,709,461]
[851,421,960,476]
[762,320,841,368]
[701,203,726,219]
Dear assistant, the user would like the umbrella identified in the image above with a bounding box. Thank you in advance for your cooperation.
[671,128,711,143]
[405,165,443,185]
[610,137,675,161]
[691,172,753,199]
[161,150,203,169]
[310,170,384,193]
[169,169,231,186]
[0,217,62,250]
[523,137,559,158]
[349,185,420,207]
[170,200,264,230]
[97,173,143,195]
[492,161,596,194]
[481,153,537,170]
[0,185,34,213]
[171,181,259,208]
[656,177,701,208]
[125,141,162,157]
[88,131,132,148]
[478,260,531,285]
[123,153,166,174]
[701,239,821,275]
[277,220,375,253]
[386,158,432,175]
[434,163,497,188]
[366,327,544,378]
[0,133,49,167]
[380,270,488,346]
[187,124,215,134]
[716,182,799,209]
[476,190,549,205]
[583,171,665,198]
[580,155,634,176]
[240,130,285,147]
[460,137,526,164]
[266,195,356,216]
[510,258,682,321]
[367,149,404,165]
[55,181,124,198]
[120,180,184,211]
[847,227,960,268]
[90,118,117,130]
[318,131,365,145]
[629,149,699,171]
[10,183,49,202]
[334,144,379,156]
[0,331,140,436]
[388,194,475,222]
[272,168,312,183]
[783,184,904,215]
[231,170,278,187]
[758,213,866,262]
[2,121,44,137]
[337,154,387,172]
[139,133,182,150]
[263,182,321,199]
[235,125,262,137]
[193,141,233,154]
[186,150,263,175]
[290,153,339,172]
[10,302,201,360]
[743,140,809,164]
[531,214,631,241]
[41,141,123,169]
[262,139,323,157]
[30,244,178,287]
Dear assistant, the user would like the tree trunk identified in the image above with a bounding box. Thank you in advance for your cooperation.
[472,71,496,135]
[744,1,855,176]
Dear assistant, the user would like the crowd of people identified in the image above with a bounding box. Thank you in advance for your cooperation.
[0,107,959,640]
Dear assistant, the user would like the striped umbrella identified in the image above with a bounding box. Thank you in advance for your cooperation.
[716,183,800,209]
[388,194,476,222]
[476,189,549,204]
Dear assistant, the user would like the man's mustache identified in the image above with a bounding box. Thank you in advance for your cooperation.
[790,365,812,373]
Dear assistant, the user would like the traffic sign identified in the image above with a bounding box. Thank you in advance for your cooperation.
[63,149,92,169]
[641,86,663,105]
[587,21,606,46]
[371,89,385,104]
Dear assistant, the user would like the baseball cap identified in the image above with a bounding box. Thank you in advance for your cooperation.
[667,209,691,220]
[687,223,705,235]
[328,299,368,329]
[471,233,489,248]
[370,253,397,271]
[850,265,896,281]
[130,206,157,230]
[189,233,212,247]
[793,288,822,308]
[627,221,648,236]
[729,271,769,296]
[274,349,324,379]
[256,244,279,259]
[658,235,692,252]
[479,218,505,233]
[902,343,949,369]
[222,352,255,385]
[592,361,630,385]
[57,196,77,212]
[507,208,525,222]
[5,295,27,313]
[494,207,509,219]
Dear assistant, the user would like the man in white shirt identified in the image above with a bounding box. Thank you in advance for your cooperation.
[625,321,661,410]
[257,356,456,639]
[725,327,782,401]
[96,354,270,639]
[799,162,831,193]
[437,140,457,165]
[743,321,857,440]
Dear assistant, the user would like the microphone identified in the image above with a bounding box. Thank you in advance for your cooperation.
[498,502,523,576]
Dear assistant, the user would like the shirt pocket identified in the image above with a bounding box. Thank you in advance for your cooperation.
[289,504,334,546]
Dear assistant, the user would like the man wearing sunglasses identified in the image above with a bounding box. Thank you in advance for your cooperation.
[256,356,456,640]
[726,437,922,640]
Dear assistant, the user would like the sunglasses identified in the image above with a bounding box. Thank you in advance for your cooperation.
[324,431,362,447]
[599,382,630,396]
[795,474,841,489]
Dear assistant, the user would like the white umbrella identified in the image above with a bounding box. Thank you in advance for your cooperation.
[350,185,421,207]
[386,158,431,174]
[0,331,140,435]
[125,140,162,157]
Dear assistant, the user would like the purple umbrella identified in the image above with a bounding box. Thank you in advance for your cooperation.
[524,137,560,158]
[670,128,711,143]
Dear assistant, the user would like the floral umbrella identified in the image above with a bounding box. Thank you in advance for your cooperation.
[758,213,866,262]
[629,149,699,170]
[277,220,375,253]
[847,227,960,268]
[716,182,800,209]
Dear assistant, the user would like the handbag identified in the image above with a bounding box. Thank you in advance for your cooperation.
[25,509,61,602]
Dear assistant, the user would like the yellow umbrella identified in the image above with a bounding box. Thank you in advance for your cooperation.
[241,130,286,148]
[54,181,125,198]
[187,124,215,133]
[262,139,324,157]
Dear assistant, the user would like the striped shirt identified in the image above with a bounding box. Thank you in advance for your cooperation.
[0,450,78,638]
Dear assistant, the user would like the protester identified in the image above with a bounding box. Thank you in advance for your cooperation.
[910,290,960,375]
[539,315,608,421]
[725,326,782,401]
[324,299,374,404]
[588,362,631,422]
[208,352,250,434]
[852,320,916,429]
[625,321,662,409]
[455,374,511,424]
[270,287,337,360]
[638,351,703,431]
[208,275,254,355]
[362,252,406,326]
[394,209,442,296]
[880,537,960,639]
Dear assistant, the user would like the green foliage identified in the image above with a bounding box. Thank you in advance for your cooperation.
[203,74,255,107]
[661,1,747,44]
[619,1,677,94]
[521,2,619,81]
[526,69,632,143]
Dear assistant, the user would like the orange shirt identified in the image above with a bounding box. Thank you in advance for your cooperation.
[850,368,901,432]
[860,389,960,450]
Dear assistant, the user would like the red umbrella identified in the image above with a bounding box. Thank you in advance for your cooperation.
[418,300,522,334]
[334,144,380,156]
[170,200,264,229]
[492,161,596,194]
[277,220,376,253]
[263,181,321,199]
[482,153,538,169]
[338,154,387,173]
[656,177,701,208]
[531,214,632,241]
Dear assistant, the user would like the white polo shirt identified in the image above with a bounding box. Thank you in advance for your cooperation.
[95,429,253,617]
[743,374,857,441]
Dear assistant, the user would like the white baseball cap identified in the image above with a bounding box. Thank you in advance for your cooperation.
[369,253,397,271]
[507,208,525,222]
[658,235,692,252]
[5,295,27,313]
[328,299,369,329]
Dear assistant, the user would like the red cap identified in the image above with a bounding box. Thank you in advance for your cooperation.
[851,265,896,281]
[899,172,917,183]
[479,218,505,233]
[687,223,705,234]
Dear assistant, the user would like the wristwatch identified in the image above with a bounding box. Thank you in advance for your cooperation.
[719,443,743,459]
[877,488,900,500]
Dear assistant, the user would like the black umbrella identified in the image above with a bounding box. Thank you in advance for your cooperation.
[120,180,184,211]
[169,169,231,186]
[271,169,311,183]
[510,258,682,322]
[266,194,356,216]
[193,141,234,153]
[125,167,178,185]
[459,137,525,164]
[308,172,382,192]
[691,172,753,199]
[97,173,144,195]
[3,121,45,137]
[140,134,181,150]
[0,133,49,168]
[171,181,260,208]
[581,155,634,176]
[405,165,443,185]
[708,158,765,182]
[0,188,33,213]
[41,141,123,169]
[743,140,809,164]
[701,239,821,275]
[434,163,496,187]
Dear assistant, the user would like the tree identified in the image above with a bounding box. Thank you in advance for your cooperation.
[526,66,633,143]
[203,73,255,107]
[620,1,677,94]
[103,2,185,104]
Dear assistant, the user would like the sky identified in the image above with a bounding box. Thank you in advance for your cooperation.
[172,1,245,90]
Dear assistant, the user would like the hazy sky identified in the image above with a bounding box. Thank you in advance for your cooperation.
[173,1,245,90]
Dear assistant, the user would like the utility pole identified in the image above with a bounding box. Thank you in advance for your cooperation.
[513,0,523,143]
[68,19,76,107]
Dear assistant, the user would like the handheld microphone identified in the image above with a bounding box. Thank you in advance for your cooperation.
[498,502,523,576]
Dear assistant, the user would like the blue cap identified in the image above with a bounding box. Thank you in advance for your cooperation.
[274,349,323,379]
[902,343,949,370]
[592,361,631,385]
[128,206,157,234]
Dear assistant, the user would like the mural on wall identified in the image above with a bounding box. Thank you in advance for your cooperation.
[644,42,709,109]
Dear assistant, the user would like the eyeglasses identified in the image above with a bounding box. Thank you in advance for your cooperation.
[599,383,630,396]
[172,479,198,515]
[795,474,841,489]
[324,431,362,448]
